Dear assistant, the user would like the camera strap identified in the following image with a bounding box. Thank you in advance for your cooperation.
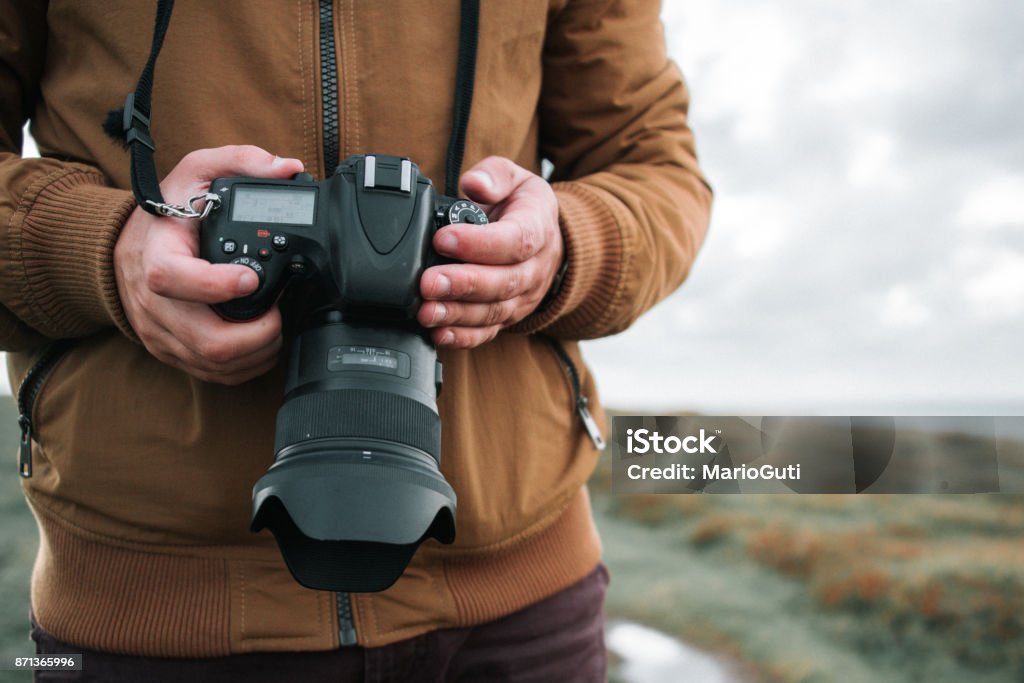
[103,0,219,218]
[106,0,480,214]
[445,0,480,196]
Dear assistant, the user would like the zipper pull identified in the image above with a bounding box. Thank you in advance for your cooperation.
[18,414,33,478]
[576,396,606,451]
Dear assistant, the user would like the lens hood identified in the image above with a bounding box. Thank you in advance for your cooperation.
[252,442,456,592]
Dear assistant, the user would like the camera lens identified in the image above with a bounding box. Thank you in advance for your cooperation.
[251,317,456,592]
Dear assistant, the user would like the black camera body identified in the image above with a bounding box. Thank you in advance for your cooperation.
[200,154,486,321]
[198,154,487,593]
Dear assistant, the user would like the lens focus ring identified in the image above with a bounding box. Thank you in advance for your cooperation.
[274,389,441,459]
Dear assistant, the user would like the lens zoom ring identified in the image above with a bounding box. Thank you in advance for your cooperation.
[276,390,440,458]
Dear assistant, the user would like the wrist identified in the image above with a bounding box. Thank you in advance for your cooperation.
[538,250,569,312]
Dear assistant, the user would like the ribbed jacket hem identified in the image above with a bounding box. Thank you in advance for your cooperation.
[442,487,602,626]
[26,486,602,655]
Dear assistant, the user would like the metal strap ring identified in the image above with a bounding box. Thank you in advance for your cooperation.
[145,192,221,220]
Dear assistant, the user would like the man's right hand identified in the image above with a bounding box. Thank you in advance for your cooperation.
[114,145,305,385]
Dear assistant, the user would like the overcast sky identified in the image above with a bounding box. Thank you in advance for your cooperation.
[582,0,1024,414]
[4,1,1023,415]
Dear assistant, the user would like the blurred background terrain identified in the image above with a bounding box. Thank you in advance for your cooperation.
[2,402,1022,682]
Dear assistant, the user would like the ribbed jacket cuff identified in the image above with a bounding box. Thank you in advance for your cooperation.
[13,169,137,339]
[510,181,624,338]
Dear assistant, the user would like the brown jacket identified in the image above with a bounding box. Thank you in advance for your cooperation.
[0,0,710,655]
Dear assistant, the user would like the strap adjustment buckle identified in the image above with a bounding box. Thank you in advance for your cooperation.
[121,92,155,151]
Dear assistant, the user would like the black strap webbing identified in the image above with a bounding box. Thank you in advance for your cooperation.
[103,0,176,215]
[445,0,480,196]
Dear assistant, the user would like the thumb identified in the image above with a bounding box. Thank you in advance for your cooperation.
[459,156,532,205]
[171,145,304,187]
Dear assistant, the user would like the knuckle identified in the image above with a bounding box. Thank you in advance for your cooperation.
[504,272,520,299]
[451,332,476,350]
[180,148,207,169]
[518,221,540,261]
[196,268,223,296]
[231,145,259,165]
[218,372,248,387]
[459,270,478,297]
[144,260,169,293]
[479,155,508,172]
[484,301,510,326]
[197,338,234,364]
[523,260,544,292]
[192,369,218,384]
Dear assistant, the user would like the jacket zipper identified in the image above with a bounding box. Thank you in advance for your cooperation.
[544,337,606,451]
[319,0,340,178]
[16,341,73,478]
[318,0,356,646]
[337,592,357,646]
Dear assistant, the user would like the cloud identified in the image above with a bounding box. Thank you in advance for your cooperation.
[582,0,1024,413]
[956,174,1024,230]
[879,286,932,329]
[962,249,1024,321]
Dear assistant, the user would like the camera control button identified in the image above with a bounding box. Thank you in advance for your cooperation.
[271,233,288,251]
[222,240,237,254]
[257,247,272,261]
[230,256,265,282]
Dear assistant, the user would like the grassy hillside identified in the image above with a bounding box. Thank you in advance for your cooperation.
[591,456,1024,682]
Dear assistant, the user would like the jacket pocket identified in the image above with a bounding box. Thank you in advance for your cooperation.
[542,336,606,452]
[433,334,605,551]
[16,340,74,478]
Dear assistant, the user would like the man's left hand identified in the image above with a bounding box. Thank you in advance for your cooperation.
[418,156,564,348]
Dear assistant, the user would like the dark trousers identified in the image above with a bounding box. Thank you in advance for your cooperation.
[32,564,608,683]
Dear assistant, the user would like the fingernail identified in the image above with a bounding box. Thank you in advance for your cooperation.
[465,170,493,191]
[438,233,458,254]
[440,331,455,345]
[435,274,451,296]
[432,303,448,325]
[271,155,296,169]
[239,271,258,292]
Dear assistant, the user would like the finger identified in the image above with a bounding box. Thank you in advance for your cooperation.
[420,263,537,303]
[459,156,534,206]
[183,326,283,376]
[171,145,304,186]
[434,213,550,266]
[157,302,284,364]
[152,342,280,386]
[144,316,280,375]
[430,325,501,349]
[419,299,527,329]
[140,299,282,368]
[145,250,260,303]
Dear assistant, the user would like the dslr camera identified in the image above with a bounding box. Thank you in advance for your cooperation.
[199,154,488,592]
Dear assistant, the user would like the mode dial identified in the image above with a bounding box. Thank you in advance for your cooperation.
[447,200,488,226]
